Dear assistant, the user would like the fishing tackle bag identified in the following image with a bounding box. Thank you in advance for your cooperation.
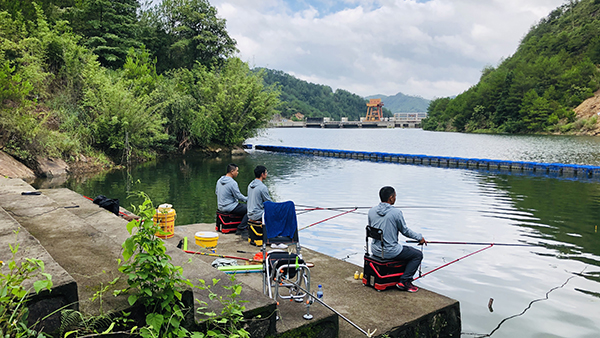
[215,211,242,233]
[248,219,263,246]
[362,254,407,291]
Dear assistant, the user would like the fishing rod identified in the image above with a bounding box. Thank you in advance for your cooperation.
[296,205,458,211]
[299,208,357,231]
[407,240,533,247]
[182,249,255,262]
[413,244,494,281]
[281,277,376,337]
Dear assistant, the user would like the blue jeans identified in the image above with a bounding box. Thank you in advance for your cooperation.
[393,246,423,282]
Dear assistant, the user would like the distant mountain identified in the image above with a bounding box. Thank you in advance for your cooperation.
[258,68,393,121]
[423,0,600,134]
[365,93,430,113]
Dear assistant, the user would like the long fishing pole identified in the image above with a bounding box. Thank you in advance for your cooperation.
[183,249,255,262]
[298,208,357,231]
[413,244,494,281]
[407,240,532,247]
[296,205,459,211]
[281,278,376,337]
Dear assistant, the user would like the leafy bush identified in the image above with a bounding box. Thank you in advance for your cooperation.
[0,231,53,338]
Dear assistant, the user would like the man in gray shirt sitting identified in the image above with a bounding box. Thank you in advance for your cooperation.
[216,163,248,237]
[368,186,427,292]
[247,165,272,223]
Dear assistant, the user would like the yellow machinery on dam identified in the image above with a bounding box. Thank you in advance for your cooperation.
[365,98,384,121]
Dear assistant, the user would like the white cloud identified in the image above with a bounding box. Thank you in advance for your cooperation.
[212,0,567,99]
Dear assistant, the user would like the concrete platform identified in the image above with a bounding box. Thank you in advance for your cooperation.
[175,223,461,337]
[0,203,77,332]
[0,177,461,337]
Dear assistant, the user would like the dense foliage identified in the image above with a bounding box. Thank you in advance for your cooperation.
[259,68,391,121]
[0,0,278,166]
[365,92,430,113]
[423,0,600,134]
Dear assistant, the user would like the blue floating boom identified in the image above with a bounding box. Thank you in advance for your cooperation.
[253,145,600,180]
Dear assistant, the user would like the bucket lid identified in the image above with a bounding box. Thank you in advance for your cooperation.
[158,203,173,209]
[195,231,218,239]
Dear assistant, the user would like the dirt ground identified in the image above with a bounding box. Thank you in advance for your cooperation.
[573,89,600,135]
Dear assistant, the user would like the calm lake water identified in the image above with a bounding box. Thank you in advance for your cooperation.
[46,128,600,338]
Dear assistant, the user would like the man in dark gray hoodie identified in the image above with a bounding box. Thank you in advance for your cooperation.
[247,165,272,222]
[368,186,427,292]
[216,163,248,236]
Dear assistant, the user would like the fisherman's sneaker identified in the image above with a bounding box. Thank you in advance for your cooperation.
[396,281,419,293]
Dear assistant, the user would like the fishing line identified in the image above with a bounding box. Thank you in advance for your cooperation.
[407,240,533,247]
[298,208,357,231]
[413,244,495,281]
[462,266,588,338]
[340,252,359,262]
[281,277,377,337]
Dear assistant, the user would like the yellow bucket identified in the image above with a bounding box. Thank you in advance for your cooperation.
[195,231,219,248]
[153,204,176,239]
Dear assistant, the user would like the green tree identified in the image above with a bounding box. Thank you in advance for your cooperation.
[82,61,167,159]
[149,0,237,71]
[71,0,141,69]
[520,89,552,131]
[152,58,279,151]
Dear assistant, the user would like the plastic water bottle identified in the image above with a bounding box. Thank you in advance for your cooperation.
[317,284,323,299]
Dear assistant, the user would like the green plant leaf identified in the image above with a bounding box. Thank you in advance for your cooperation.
[33,280,50,293]
[102,322,116,334]
[64,330,78,338]
[128,294,139,306]
[146,313,164,331]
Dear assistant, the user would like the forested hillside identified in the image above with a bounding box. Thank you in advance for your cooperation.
[423,0,600,134]
[365,93,430,113]
[259,68,392,121]
[0,0,279,169]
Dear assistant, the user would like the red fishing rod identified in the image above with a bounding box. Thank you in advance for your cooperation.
[183,249,254,261]
[407,240,532,247]
[413,244,494,281]
[298,208,358,231]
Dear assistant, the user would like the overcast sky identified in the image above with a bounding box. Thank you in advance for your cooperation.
[207,0,567,99]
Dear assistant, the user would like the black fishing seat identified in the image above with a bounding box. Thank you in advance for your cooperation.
[261,201,313,320]
[215,211,242,234]
[363,225,407,291]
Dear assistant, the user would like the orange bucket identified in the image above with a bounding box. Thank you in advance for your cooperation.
[153,204,176,239]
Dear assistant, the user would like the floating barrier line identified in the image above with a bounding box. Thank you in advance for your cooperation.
[253,145,600,180]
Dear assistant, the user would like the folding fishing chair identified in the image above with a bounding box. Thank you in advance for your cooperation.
[261,201,313,320]
[363,225,407,291]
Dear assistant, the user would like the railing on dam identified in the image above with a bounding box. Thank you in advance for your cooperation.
[250,144,600,180]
